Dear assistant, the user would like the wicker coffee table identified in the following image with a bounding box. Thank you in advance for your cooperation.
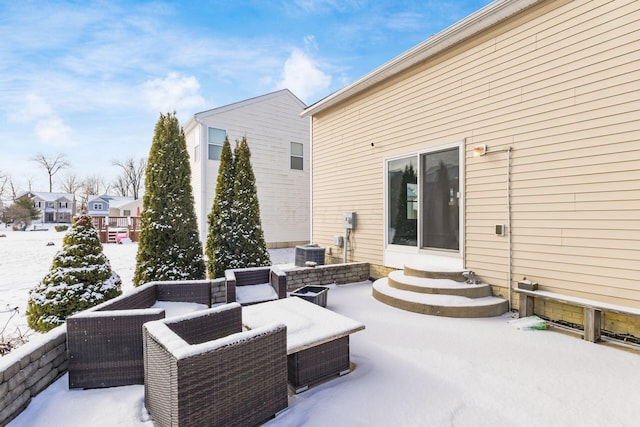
[242,297,365,393]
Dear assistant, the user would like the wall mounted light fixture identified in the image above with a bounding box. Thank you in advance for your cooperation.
[473,144,487,157]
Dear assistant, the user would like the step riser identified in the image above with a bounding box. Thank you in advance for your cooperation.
[387,277,491,298]
[403,266,466,282]
[373,287,509,318]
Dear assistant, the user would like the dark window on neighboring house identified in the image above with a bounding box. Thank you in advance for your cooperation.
[94,203,103,210]
[291,142,303,170]
[208,127,226,160]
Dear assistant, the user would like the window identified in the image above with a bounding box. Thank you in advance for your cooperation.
[46,201,54,208]
[387,156,418,246]
[123,209,131,217]
[59,202,68,209]
[421,147,459,251]
[208,127,226,160]
[290,142,303,170]
[94,203,103,210]
[386,146,460,251]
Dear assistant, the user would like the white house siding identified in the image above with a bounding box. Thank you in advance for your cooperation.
[308,0,640,308]
[185,90,310,248]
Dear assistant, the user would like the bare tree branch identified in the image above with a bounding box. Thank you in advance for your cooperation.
[0,170,7,200]
[112,157,146,199]
[60,173,81,194]
[111,175,129,197]
[31,153,70,192]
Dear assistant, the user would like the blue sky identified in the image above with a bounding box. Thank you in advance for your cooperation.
[0,0,492,194]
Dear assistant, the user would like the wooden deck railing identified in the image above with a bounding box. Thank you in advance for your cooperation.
[91,216,141,243]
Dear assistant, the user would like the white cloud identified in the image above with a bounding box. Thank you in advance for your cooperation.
[141,72,206,119]
[35,116,73,146]
[8,93,74,146]
[275,49,332,103]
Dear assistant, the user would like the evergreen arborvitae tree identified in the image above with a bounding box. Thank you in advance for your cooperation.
[26,215,122,332]
[133,112,206,285]
[205,137,236,278]
[230,136,271,268]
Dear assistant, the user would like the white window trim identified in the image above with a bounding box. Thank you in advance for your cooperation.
[207,127,227,161]
[383,141,464,270]
[290,141,304,170]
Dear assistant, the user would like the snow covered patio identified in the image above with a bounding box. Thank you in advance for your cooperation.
[2,229,639,426]
[9,280,640,426]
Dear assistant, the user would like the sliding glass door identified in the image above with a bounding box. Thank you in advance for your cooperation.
[387,146,460,252]
[421,147,459,251]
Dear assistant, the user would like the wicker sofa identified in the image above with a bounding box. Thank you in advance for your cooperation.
[66,280,212,389]
[143,303,288,427]
[225,266,287,305]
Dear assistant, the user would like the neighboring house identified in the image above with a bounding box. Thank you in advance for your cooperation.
[86,195,110,217]
[302,0,640,336]
[86,195,142,243]
[23,192,76,223]
[184,89,310,248]
[108,197,142,218]
[87,195,141,218]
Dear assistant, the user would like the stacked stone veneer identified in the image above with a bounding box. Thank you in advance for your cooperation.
[0,327,67,427]
[283,262,370,292]
[209,262,370,304]
[1,263,369,425]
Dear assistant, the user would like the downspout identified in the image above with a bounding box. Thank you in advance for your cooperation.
[506,147,513,310]
[195,117,208,244]
[308,117,314,244]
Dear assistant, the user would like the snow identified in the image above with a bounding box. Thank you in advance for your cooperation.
[243,296,365,353]
[374,278,506,306]
[235,283,279,304]
[150,300,208,318]
[3,227,640,426]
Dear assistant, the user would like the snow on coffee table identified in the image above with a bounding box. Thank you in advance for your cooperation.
[242,297,364,354]
[151,300,208,318]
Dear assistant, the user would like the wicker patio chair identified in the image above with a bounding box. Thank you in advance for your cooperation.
[67,280,212,389]
[225,266,287,305]
[143,303,288,427]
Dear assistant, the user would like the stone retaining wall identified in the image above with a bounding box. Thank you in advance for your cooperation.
[211,277,226,305]
[211,263,370,303]
[284,262,370,292]
[0,327,67,427]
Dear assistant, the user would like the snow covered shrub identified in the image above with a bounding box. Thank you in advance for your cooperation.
[205,136,270,278]
[230,136,270,269]
[205,137,237,279]
[26,215,122,332]
[54,225,69,232]
[133,112,206,285]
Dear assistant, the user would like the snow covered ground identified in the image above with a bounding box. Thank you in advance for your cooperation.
[3,226,640,426]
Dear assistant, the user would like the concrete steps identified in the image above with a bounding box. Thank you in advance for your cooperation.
[372,266,508,318]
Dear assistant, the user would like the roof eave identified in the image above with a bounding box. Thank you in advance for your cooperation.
[301,0,541,118]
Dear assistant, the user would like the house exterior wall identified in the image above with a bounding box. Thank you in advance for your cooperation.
[29,193,76,223]
[185,90,311,248]
[309,0,640,310]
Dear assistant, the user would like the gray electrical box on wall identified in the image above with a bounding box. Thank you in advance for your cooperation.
[343,212,356,229]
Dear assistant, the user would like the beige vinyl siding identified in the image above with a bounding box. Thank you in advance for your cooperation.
[311,0,640,307]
